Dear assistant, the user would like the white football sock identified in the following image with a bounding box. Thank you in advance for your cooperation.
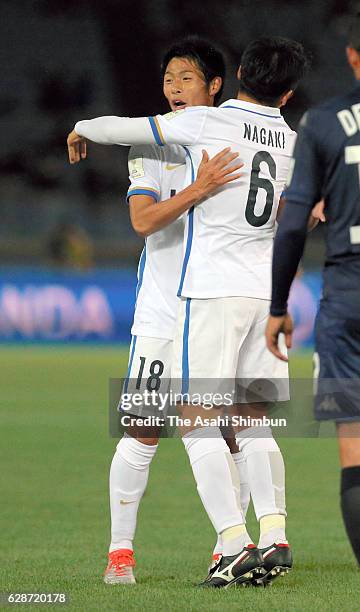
[221,524,253,556]
[182,427,246,535]
[235,426,286,544]
[212,452,247,557]
[109,434,158,552]
[232,451,251,518]
[258,515,287,549]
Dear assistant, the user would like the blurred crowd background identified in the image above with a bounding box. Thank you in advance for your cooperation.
[0,0,359,344]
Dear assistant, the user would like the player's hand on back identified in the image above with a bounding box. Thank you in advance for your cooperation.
[265,313,293,362]
[67,129,87,164]
[195,148,243,199]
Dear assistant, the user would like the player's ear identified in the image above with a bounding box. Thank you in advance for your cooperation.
[237,66,242,81]
[346,46,360,70]
[209,76,222,97]
[279,90,294,108]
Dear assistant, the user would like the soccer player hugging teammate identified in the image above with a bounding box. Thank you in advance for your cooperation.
[266,13,360,567]
[70,38,243,585]
[68,37,309,587]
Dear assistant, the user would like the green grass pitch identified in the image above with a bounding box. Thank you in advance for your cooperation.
[1,346,359,611]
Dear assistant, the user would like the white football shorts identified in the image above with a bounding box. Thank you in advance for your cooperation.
[171,296,289,404]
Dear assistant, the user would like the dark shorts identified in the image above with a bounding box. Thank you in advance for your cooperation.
[314,300,360,422]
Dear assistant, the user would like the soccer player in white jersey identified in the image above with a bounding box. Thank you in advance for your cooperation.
[68,37,310,587]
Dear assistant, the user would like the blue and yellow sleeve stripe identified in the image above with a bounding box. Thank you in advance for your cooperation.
[126,187,160,203]
[148,116,166,146]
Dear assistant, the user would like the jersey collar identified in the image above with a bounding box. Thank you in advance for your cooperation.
[220,98,282,118]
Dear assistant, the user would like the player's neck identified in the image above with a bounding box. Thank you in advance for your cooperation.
[236,91,278,108]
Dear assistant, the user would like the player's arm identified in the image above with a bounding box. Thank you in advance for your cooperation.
[266,111,325,360]
[276,129,326,230]
[67,109,206,164]
[130,149,243,237]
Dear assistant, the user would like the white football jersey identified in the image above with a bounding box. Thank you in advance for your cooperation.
[150,100,296,299]
[127,144,186,340]
[75,102,296,299]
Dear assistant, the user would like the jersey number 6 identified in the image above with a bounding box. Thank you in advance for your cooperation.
[245,151,276,227]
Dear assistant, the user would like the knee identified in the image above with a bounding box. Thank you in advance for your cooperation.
[125,424,160,447]
[136,436,159,446]
[114,434,158,471]
[236,426,281,456]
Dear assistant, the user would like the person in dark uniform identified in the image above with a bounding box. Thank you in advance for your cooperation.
[265,13,360,566]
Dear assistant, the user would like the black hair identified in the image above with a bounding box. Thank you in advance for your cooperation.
[348,12,360,51]
[239,37,310,106]
[161,36,226,104]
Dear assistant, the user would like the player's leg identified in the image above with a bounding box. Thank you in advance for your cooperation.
[234,413,287,548]
[234,416,291,584]
[314,305,360,566]
[180,417,264,588]
[105,335,170,584]
[221,429,251,519]
[172,297,264,588]
[211,431,251,568]
[337,422,360,565]
[231,298,291,583]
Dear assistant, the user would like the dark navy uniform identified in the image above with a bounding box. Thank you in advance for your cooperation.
[271,83,360,421]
